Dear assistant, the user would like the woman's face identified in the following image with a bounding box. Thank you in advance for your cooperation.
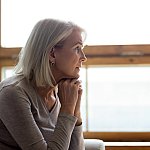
[52,29,87,81]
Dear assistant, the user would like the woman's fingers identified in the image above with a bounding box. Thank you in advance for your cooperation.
[58,79,83,117]
[58,79,80,115]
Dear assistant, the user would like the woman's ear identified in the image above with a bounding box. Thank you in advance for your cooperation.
[49,48,56,63]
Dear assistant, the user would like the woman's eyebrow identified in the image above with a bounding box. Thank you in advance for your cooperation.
[72,43,83,49]
[73,41,83,46]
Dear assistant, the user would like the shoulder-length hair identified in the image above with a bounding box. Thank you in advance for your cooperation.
[15,18,86,87]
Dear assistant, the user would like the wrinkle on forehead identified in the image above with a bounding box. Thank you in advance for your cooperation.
[63,30,83,48]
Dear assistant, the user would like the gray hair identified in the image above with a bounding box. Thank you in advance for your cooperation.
[15,18,86,87]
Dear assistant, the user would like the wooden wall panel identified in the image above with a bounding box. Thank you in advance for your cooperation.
[84,132,150,142]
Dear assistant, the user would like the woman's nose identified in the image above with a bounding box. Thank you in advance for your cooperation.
[80,50,87,62]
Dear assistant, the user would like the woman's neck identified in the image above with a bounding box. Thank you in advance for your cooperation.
[36,86,55,100]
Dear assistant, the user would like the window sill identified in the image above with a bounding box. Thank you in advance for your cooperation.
[105,142,150,146]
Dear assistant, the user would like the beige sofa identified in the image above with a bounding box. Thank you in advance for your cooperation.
[85,139,105,150]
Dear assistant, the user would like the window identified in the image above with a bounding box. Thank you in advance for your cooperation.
[87,66,150,131]
[1,67,14,81]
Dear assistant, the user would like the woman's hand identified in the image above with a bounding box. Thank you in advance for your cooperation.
[74,84,83,125]
[58,79,81,116]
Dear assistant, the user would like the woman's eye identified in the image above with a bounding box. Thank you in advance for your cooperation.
[74,46,82,53]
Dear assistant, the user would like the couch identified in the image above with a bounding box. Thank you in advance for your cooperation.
[85,139,105,150]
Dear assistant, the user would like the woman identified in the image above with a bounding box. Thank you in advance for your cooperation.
[0,19,87,150]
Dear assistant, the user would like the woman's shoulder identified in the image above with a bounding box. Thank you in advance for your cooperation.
[0,75,34,105]
[0,75,36,99]
[0,75,25,92]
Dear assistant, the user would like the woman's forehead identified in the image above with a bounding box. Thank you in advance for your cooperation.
[64,30,83,47]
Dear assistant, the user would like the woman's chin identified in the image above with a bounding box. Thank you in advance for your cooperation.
[58,69,80,80]
[68,75,80,79]
[73,74,80,79]
[71,71,80,78]
[62,73,80,79]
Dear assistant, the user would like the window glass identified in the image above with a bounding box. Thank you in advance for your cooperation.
[1,67,14,81]
[1,0,150,47]
[88,66,150,131]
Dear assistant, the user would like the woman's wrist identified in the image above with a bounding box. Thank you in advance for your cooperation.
[75,117,82,126]
[60,107,74,116]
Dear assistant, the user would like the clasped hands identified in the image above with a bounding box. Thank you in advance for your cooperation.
[58,79,82,126]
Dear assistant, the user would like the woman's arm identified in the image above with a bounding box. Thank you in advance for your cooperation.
[69,125,85,150]
[0,86,77,150]
[69,84,85,150]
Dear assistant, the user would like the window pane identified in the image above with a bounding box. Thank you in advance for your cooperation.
[1,67,14,80]
[88,66,150,131]
[2,0,150,47]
